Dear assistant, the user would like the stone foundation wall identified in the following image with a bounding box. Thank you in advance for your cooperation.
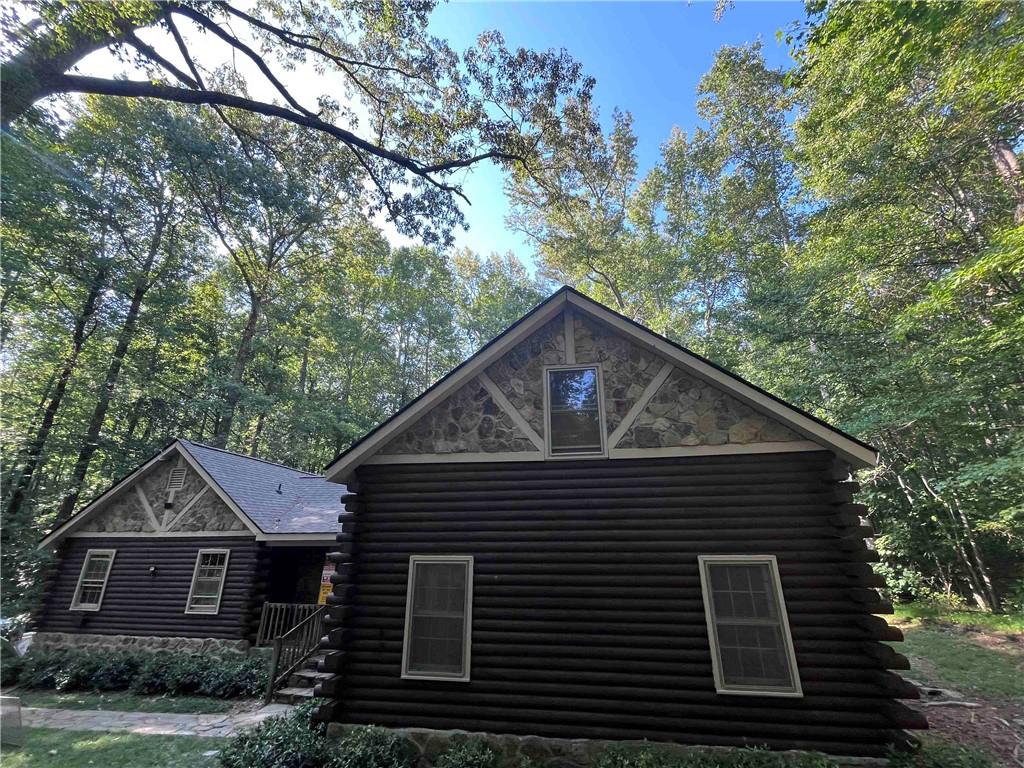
[28,631,250,657]
[326,723,888,768]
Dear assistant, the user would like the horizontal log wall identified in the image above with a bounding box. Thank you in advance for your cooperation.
[318,452,921,757]
[36,536,258,640]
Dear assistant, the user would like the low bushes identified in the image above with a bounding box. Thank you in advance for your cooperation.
[218,706,416,768]
[9,647,267,698]
[594,745,838,768]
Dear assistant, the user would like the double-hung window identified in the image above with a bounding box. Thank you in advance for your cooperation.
[698,555,802,696]
[544,365,605,457]
[70,549,116,611]
[185,549,230,614]
[402,555,473,681]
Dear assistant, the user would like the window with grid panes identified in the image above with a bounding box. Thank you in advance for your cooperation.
[402,556,473,680]
[699,555,801,695]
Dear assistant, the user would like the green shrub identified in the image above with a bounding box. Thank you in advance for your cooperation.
[434,738,501,768]
[0,638,24,686]
[594,744,839,768]
[334,725,417,768]
[218,712,415,768]
[218,702,337,768]
[11,647,267,699]
[197,656,267,697]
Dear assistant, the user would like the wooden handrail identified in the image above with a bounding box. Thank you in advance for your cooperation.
[256,602,321,646]
[264,604,327,703]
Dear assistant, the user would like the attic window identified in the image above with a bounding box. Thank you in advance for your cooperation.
[167,468,186,491]
[544,365,605,457]
[699,555,802,697]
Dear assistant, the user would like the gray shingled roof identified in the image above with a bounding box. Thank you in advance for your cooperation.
[179,440,344,535]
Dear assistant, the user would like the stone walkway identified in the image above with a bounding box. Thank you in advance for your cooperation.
[22,703,293,738]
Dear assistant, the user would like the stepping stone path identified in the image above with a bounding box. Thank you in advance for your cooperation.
[22,703,293,738]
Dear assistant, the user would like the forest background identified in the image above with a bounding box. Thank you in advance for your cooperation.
[2,0,1022,625]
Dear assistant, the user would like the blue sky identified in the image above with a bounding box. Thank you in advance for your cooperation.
[427,1,805,266]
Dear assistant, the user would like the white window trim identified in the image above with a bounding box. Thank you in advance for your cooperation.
[698,554,803,698]
[542,363,608,460]
[70,549,116,611]
[184,548,230,615]
[401,555,474,682]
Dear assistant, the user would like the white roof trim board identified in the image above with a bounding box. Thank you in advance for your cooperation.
[324,287,878,482]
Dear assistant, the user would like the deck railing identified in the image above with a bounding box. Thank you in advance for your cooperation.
[256,602,322,647]
[264,604,327,703]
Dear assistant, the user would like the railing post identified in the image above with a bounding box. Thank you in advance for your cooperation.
[265,637,282,704]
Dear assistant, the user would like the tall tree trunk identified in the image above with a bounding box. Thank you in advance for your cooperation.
[3,258,110,523]
[54,215,167,525]
[988,137,1024,225]
[211,294,263,448]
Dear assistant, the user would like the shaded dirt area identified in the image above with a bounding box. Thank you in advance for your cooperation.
[895,618,1024,767]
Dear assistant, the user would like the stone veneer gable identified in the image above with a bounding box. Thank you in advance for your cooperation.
[484,316,566,438]
[381,377,539,455]
[76,449,248,534]
[79,494,157,533]
[573,313,666,434]
[616,368,802,449]
[370,308,807,459]
[169,492,249,532]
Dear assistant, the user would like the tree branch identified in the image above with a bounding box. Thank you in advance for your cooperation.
[168,4,318,119]
[49,74,503,197]
[123,30,199,89]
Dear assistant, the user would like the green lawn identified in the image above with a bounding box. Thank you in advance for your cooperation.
[8,690,238,714]
[1,728,222,768]
[889,603,1024,699]
[893,602,1024,633]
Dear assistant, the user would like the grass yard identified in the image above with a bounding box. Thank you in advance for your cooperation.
[888,602,1024,767]
[889,603,1024,698]
[893,602,1024,634]
[8,689,239,714]
[0,728,222,768]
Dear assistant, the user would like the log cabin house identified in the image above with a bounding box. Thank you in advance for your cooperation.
[314,286,924,758]
[35,439,343,658]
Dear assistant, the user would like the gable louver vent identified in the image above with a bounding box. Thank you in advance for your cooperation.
[167,468,186,491]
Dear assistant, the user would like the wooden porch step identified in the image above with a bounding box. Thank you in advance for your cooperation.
[287,669,333,689]
[274,686,316,704]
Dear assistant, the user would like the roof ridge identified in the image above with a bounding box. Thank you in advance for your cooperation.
[179,439,322,475]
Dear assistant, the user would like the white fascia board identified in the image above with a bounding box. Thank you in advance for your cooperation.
[175,443,264,537]
[564,292,878,469]
[324,292,569,482]
[39,442,180,548]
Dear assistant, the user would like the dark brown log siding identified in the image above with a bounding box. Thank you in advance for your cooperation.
[319,452,921,757]
[37,536,258,639]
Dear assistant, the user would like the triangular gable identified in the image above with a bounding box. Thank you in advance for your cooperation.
[39,441,260,547]
[324,288,878,481]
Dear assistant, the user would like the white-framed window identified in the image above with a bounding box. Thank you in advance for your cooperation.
[70,549,116,611]
[401,555,473,682]
[698,554,802,697]
[543,364,606,458]
[185,549,230,614]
